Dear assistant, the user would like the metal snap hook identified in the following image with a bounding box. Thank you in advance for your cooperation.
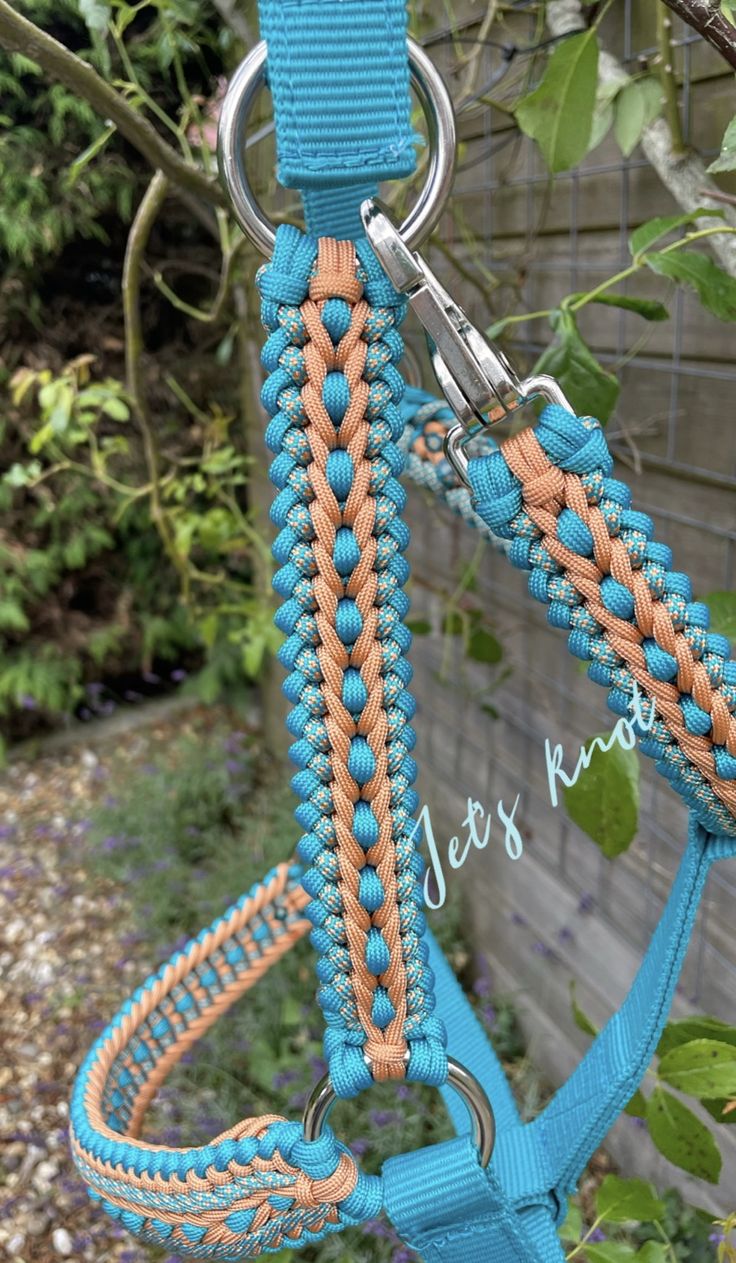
[217,38,457,257]
[302,1054,496,1169]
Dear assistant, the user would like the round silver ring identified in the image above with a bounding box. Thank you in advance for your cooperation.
[302,1054,496,1168]
[217,38,456,257]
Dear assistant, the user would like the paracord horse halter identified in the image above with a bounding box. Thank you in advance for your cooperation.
[70,8,736,1261]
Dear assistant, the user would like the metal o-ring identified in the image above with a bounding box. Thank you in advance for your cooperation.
[302,1054,496,1169]
[217,38,457,258]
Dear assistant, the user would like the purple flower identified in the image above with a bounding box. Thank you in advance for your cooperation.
[350,1138,370,1157]
[143,671,161,684]
[369,1109,398,1128]
[393,1249,416,1263]
[511,911,528,927]
[482,1004,497,1027]
[710,1232,726,1244]
[364,1218,395,1240]
[171,668,188,682]
[20,693,37,710]
[557,926,575,945]
[588,1227,607,1243]
[578,892,595,914]
[473,976,492,997]
[272,1068,299,1090]
[226,759,244,776]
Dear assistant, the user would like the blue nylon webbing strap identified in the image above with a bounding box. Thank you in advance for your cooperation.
[256,0,417,237]
[385,816,736,1261]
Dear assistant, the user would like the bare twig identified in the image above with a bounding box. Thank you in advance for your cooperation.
[657,5,686,156]
[659,0,736,71]
[123,173,190,589]
[0,1,226,208]
[700,186,736,208]
[546,0,736,276]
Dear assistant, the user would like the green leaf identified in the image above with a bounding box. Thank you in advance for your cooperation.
[515,30,599,173]
[534,310,619,423]
[562,733,640,857]
[702,591,736,640]
[629,208,723,258]
[569,292,669,321]
[657,1016,736,1059]
[585,1244,636,1263]
[596,1174,665,1224]
[624,1088,648,1118]
[79,0,111,33]
[570,980,598,1037]
[559,1203,583,1243]
[645,249,736,321]
[614,78,662,157]
[647,1087,721,1182]
[101,396,130,421]
[636,1245,669,1263]
[442,610,465,637]
[406,619,432,636]
[707,116,736,174]
[0,600,30,633]
[467,626,503,664]
[658,1039,736,1099]
[4,461,42,488]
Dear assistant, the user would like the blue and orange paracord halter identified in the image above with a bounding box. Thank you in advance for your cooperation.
[69,6,736,1261]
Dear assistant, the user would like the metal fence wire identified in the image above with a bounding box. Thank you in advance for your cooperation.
[404,0,736,1047]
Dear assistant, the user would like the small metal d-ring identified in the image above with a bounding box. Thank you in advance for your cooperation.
[217,38,456,257]
[302,1054,496,1169]
[443,375,575,489]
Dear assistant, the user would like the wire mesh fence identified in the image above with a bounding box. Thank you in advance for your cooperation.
[405,0,736,1070]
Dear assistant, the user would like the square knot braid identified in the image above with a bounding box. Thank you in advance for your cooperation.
[259,226,448,1101]
[469,405,736,836]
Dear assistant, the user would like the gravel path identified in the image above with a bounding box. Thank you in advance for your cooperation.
[0,702,213,1263]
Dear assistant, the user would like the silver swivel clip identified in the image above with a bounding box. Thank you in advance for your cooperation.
[361,199,573,487]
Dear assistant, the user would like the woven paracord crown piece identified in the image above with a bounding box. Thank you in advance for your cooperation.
[69,862,383,1258]
[258,227,448,1099]
[469,405,736,837]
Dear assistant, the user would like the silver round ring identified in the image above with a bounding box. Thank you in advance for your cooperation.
[302,1054,496,1168]
[217,38,456,257]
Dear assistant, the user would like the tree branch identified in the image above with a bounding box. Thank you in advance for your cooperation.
[547,0,736,276]
[659,0,736,71]
[0,1,226,208]
[123,173,190,589]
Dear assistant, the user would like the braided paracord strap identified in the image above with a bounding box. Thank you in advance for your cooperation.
[469,405,736,837]
[258,227,447,1098]
[399,390,508,548]
[69,862,382,1258]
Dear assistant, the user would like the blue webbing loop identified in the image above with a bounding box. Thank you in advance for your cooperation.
[256,0,417,237]
[386,817,736,1261]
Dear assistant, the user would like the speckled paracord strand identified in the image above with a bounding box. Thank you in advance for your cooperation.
[69,862,384,1258]
[259,226,447,1098]
[469,405,736,836]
